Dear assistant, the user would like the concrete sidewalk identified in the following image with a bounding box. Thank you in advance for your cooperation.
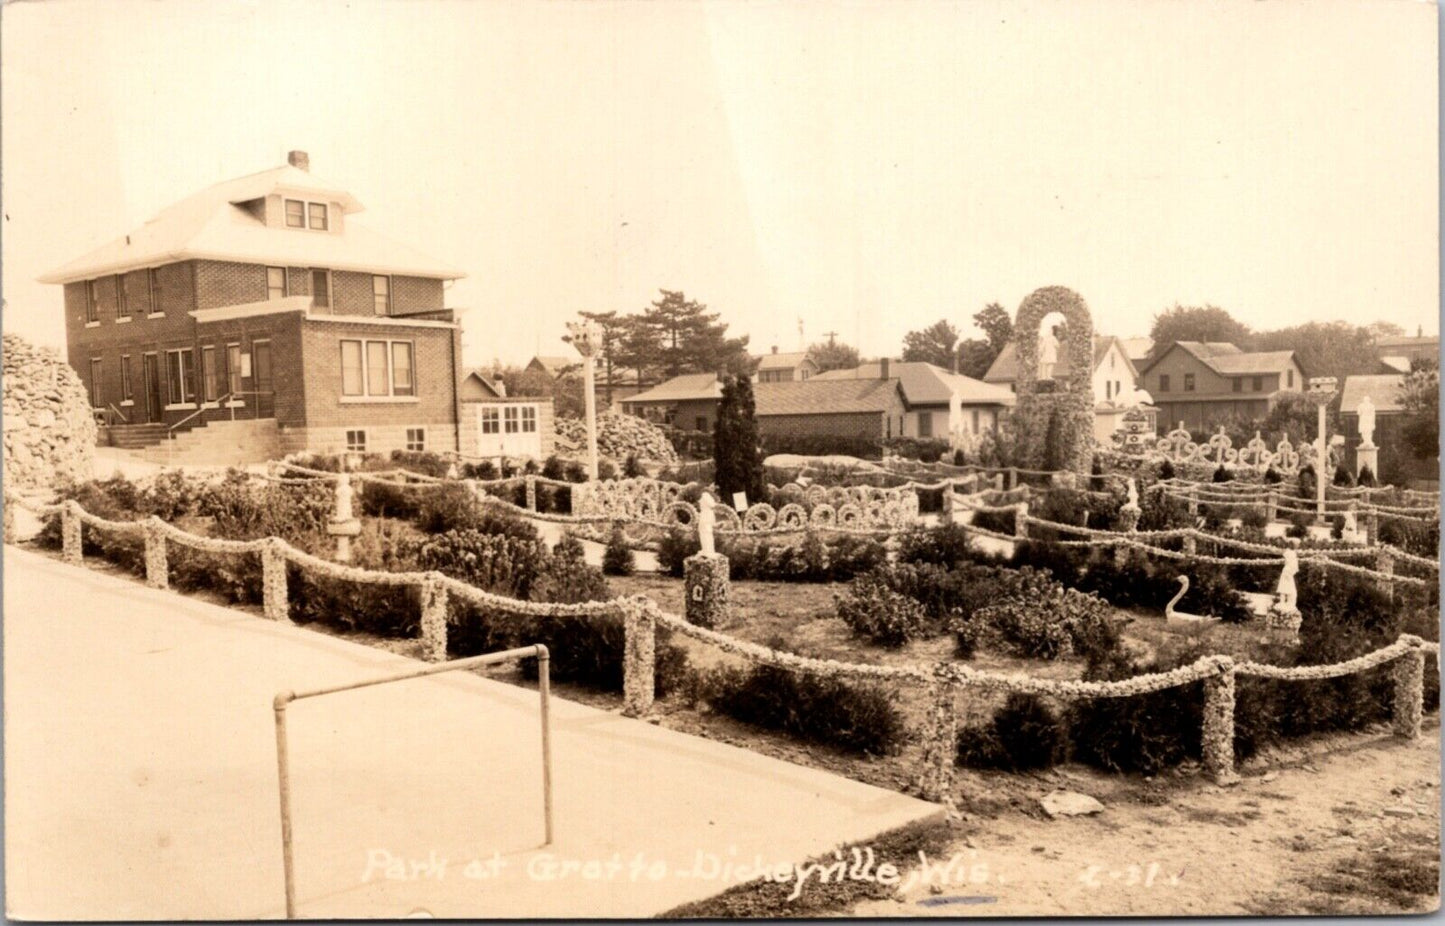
[3,545,938,920]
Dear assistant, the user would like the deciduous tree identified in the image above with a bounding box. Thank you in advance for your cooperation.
[808,339,861,373]
[901,319,960,368]
[1149,304,1251,358]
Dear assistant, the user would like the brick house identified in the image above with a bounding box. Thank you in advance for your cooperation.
[39,151,467,459]
[620,373,724,432]
[753,378,908,442]
[1137,341,1305,433]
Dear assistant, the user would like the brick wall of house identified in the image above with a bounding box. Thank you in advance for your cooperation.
[330,271,444,316]
[193,312,307,427]
[195,260,270,309]
[297,318,458,439]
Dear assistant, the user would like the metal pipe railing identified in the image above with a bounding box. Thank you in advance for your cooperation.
[272,644,553,919]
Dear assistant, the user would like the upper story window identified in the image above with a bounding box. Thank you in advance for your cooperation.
[85,279,102,323]
[116,274,130,319]
[1232,377,1242,393]
[147,268,162,315]
[267,267,287,301]
[373,275,391,316]
[1158,374,1170,393]
[285,198,330,230]
[1251,376,1263,392]
[1287,369,1295,388]
[311,269,331,309]
[1183,373,1195,392]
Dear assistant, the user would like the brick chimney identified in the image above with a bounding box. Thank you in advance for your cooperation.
[287,150,310,172]
[771,345,779,354]
[880,357,891,380]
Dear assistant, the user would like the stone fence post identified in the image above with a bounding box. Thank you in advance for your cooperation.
[1202,656,1237,784]
[622,598,656,717]
[1182,532,1197,557]
[1392,638,1426,739]
[420,573,449,663]
[525,475,538,513]
[1014,503,1029,540]
[61,501,82,566]
[915,671,960,804]
[1376,548,1395,602]
[1264,489,1277,523]
[261,539,290,622]
[1366,509,1379,547]
[1007,466,1018,490]
[1187,486,1199,516]
[144,517,169,590]
[684,551,730,628]
[3,496,15,545]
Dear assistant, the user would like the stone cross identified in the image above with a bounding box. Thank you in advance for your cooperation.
[697,491,716,556]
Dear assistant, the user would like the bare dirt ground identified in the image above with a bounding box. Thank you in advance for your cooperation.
[846,727,1441,917]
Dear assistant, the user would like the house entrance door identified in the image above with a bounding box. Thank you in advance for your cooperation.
[142,354,163,423]
[252,341,275,417]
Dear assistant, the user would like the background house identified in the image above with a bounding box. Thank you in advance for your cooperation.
[754,348,818,383]
[813,359,1014,439]
[753,378,908,444]
[1373,330,1438,372]
[983,334,1144,441]
[619,372,724,432]
[40,150,466,459]
[1139,341,1305,432]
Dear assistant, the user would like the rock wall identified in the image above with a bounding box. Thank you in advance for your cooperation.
[555,411,680,464]
[3,333,96,491]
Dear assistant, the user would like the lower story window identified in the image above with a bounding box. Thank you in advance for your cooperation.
[406,427,426,452]
[165,348,195,405]
[89,358,103,408]
[201,346,219,402]
[480,407,499,434]
[345,429,367,452]
[121,355,133,402]
[521,405,537,432]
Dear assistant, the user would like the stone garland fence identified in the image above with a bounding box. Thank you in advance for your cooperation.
[8,492,1438,805]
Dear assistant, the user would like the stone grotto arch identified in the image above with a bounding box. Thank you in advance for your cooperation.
[1012,286,1095,475]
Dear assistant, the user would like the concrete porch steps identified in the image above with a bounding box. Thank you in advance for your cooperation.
[140,418,282,466]
[107,423,169,449]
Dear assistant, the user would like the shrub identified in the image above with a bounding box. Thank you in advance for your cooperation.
[1212,464,1232,483]
[835,569,932,647]
[968,586,1121,661]
[139,469,216,521]
[1357,464,1376,487]
[1264,466,1283,484]
[1333,465,1355,487]
[541,455,566,481]
[410,529,551,598]
[956,693,1067,771]
[1159,459,1176,480]
[697,660,906,756]
[623,453,645,478]
[971,505,1017,535]
[757,432,882,460]
[389,450,452,478]
[897,523,976,567]
[657,527,701,577]
[602,525,635,576]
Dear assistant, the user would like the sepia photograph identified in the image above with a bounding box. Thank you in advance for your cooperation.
[1,0,1440,918]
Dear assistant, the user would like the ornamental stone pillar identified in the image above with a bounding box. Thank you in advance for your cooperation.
[683,551,730,628]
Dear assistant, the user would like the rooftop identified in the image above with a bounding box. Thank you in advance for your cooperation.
[622,372,723,404]
[755,350,813,372]
[754,378,903,416]
[1340,374,1406,414]
[39,156,465,284]
[814,360,1015,406]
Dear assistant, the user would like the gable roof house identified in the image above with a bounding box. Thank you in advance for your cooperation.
[1138,341,1305,433]
[40,150,467,462]
[526,355,577,378]
[983,335,1145,441]
[754,348,818,383]
[813,360,1015,440]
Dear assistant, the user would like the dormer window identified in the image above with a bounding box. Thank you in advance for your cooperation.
[284,198,329,230]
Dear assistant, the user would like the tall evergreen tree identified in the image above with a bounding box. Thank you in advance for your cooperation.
[713,374,765,505]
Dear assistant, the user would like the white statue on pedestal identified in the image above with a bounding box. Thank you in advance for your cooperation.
[1342,509,1360,543]
[698,491,716,557]
[1274,548,1299,613]
[334,471,354,522]
[1126,477,1139,509]
[1358,395,1377,449]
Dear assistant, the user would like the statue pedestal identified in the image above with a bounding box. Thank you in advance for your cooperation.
[1265,605,1302,645]
[1356,444,1379,482]
[684,552,730,628]
[328,518,362,563]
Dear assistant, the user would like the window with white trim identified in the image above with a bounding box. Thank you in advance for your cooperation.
[201,346,219,402]
[89,358,103,407]
[85,279,101,323]
[339,338,416,398]
[311,269,330,309]
[116,274,130,318]
[165,348,196,405]
[284,199,329,231]
[308,202,328,230]
[504,406,520,433]
[227,343,242,395]
[285,199,305,228]
[147,268,161,314]
[267,266,287,300]
[480,407,500,434]
[521,405,537,432]
[406,427,426,452]
[345,429,367,452]
[372,275,391,316]
[121,354,133,402]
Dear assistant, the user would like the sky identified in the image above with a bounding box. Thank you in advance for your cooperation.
[2,0,1438,370]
